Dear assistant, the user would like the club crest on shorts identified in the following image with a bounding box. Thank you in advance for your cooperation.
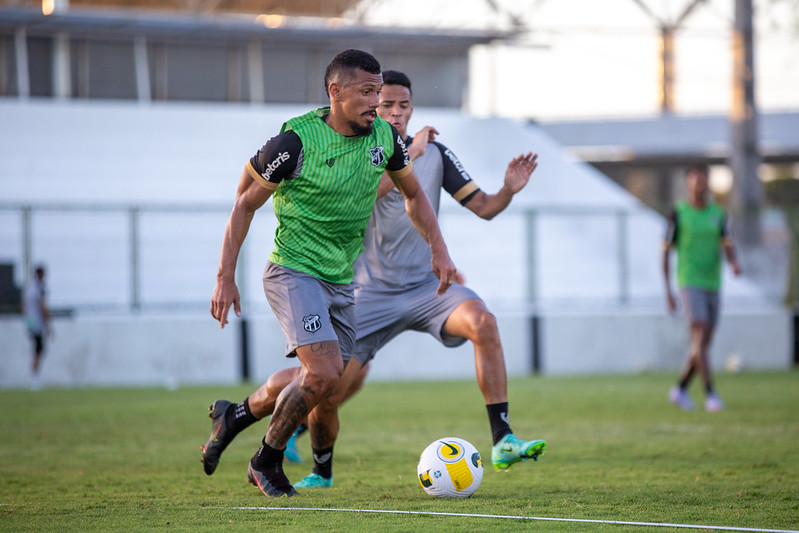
[302,314,322,333]
[369,146,386,167]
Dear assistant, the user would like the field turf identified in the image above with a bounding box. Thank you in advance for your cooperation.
[1,371,797,532]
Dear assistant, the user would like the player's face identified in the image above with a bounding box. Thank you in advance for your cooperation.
[377,84,413,138]
[337,68,383,136]
[687,169,709,197]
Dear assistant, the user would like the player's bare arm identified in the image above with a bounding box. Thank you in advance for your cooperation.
[377,127,440,199]
[40,292,52,337]
[722,238,742,276]
[211,167,273,328]
[408,126,439,159]
[662,241,677,313]
[465,152,538,220]
[389,168,460,296]
[375,173,396,199]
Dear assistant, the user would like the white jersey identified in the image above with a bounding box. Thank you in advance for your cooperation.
[24,278,46,334]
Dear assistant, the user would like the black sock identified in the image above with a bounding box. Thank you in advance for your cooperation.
[705,383,715,395]
[311,446,334,479]
[251,438,284,470]
[678,378,690,390]
[486,402,512,445]
[226,397,259,436]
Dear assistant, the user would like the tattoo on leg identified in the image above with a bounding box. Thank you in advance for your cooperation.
[268,386,310,446]
[307,340,339,355]
[309,420,333,449]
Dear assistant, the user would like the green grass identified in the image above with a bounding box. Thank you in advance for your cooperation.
[1,371,798,532]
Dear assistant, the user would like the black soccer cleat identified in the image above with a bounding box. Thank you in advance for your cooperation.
[247,461,298,498]
[201,399,234,475]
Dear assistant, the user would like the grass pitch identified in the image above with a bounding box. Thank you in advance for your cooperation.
[1,371,797,532]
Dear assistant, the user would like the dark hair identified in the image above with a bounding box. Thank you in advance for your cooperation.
[687,162,709,177]
[324,49,381,96]
[382,70,412,96]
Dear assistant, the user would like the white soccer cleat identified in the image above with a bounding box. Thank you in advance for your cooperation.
[705,393,724,413]
[669,386,695,411]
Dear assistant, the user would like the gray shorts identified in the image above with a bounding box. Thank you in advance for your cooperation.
[351,275,481,365]
[680,287,720,328]
[263,262,356,359]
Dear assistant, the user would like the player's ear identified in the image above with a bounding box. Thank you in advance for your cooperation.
[328,82,341,99]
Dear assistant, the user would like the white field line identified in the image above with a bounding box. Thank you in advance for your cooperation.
[225,506,799,533]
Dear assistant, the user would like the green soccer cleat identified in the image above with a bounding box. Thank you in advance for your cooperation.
[491,433,546,471]
[294,472,333,488]
[284,429,303,464]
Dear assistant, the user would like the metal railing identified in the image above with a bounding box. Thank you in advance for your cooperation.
[0,202,789,315]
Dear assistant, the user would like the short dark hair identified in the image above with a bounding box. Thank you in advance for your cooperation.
[382,70,412,96]
[324,49,381,96]
[687,162,709,177]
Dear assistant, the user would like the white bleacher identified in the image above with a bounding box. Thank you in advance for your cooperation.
[0,99,791,388]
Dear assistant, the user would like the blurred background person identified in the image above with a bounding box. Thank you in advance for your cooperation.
[22,265,52,391]
[663,164,742,412]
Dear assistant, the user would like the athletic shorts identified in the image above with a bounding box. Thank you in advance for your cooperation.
[679,287,720,328]
[28,331,45,354]
[262,262,356,359]
[350,275,481,365]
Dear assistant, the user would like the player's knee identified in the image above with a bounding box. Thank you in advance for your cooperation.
[303,366,341,399]
[266,366,299,391]
[469,309,500,343]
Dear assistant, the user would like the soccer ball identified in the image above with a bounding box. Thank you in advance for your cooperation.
[417,437,483,498]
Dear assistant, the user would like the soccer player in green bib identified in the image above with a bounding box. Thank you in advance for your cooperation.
[663,163,742,412]
[208,49,458,497]
[202,70,544,490]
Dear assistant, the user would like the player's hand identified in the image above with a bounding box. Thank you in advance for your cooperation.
[665,290,677,314]
[503,152,538,195]
[211,278,241,329]
[731,261,742,276]
[431,250,460,297]
[409,126,439,160]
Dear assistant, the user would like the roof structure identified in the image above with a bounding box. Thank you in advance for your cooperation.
[0,6,509,50]
[2,0,359,17]
[538,112,799,168]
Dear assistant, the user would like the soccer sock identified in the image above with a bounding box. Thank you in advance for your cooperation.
[310,446,334,479]
[486,402,512,445]
[251,438,284,470]
[704,382,715,395]
[678,378,691,390]
[226,397,259,436]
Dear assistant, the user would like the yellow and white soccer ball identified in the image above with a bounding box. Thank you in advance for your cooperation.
[417,437,483,498]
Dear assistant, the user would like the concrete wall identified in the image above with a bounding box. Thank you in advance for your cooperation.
[1,307,792,389]
[0,315,240,389]
[540,307,792,375]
